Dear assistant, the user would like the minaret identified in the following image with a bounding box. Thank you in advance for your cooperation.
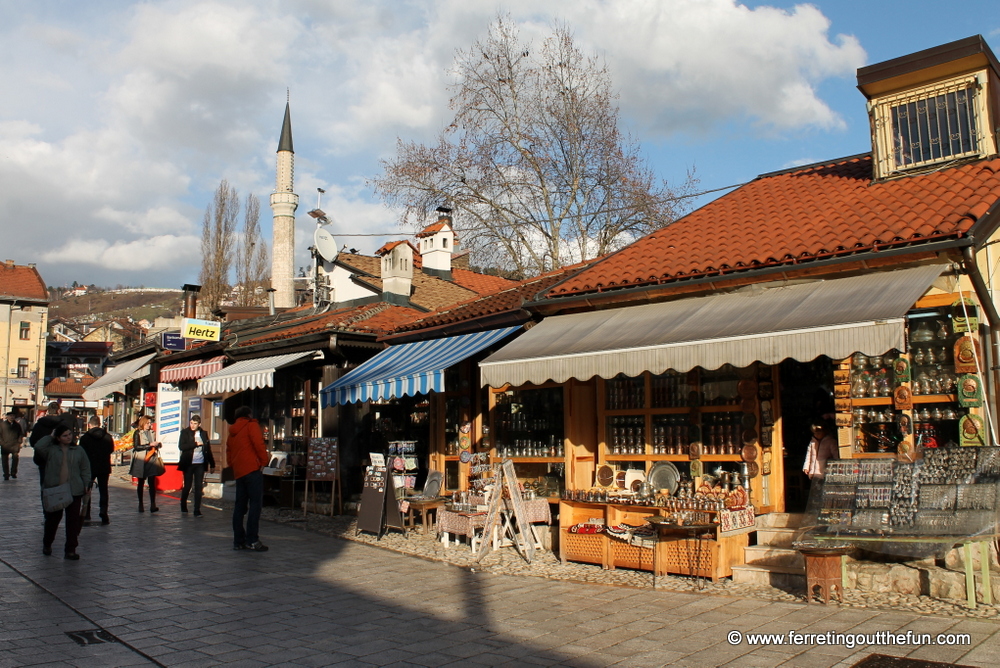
[269,101,298,308]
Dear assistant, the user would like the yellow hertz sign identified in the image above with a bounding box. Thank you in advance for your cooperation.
[181,317,221,341]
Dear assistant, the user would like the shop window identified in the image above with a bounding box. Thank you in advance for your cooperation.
[19,322,29,340]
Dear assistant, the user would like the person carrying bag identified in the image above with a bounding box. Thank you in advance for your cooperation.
[36,425,90,559]
[131,416,162,512]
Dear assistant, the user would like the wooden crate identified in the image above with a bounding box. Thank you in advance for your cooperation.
[655,536,719,579]
[560,530,607,567]
[609,539,655,571]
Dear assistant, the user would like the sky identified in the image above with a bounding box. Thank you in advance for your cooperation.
[1,0,998,290]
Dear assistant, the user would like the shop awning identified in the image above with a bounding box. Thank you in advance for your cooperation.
[159,355,226,383]
[81,353,157,401]
[321,327,520,407]
[197,351,319,395]
[480,264,948,387]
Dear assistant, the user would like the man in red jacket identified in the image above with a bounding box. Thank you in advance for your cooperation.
[226,406,269,551]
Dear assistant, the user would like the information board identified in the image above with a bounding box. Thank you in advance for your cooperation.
[356,462,406,538]
[306,437,338,481]
[156,383,183,463]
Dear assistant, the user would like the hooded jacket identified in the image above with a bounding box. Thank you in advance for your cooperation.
[79,427,115,477]
[35,435,91,496]
[226,417,267,480]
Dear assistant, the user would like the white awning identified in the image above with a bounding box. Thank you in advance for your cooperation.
[197,351,319,395]
[480,264,947,387]
[81,353,157,401]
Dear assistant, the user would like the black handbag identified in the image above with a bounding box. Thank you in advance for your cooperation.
[143,449,166,478]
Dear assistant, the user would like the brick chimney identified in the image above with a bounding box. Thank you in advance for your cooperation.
[416,207,457,280]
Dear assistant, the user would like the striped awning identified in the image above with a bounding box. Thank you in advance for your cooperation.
[81,353,157,401]
[320,327,520,407]
[480,264,948,388]
[197,351,318,395]
[159,356,226,383]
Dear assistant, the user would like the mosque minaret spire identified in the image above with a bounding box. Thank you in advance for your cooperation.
[270,99,298,308]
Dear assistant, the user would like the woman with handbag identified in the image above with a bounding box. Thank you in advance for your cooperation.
[130,416,163,513]
[35,425,90,559]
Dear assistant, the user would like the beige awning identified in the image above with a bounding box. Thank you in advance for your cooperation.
[197,351,320,395]
[480,264,947,387]
[81,353,157,401]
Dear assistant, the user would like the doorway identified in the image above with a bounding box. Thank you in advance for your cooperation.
[779,357,834,513]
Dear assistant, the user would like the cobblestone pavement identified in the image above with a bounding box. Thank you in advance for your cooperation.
[0,462,997,667]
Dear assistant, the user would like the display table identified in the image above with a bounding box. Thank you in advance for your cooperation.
[404,498,445,534]
[559,500,749,581]
[799,547,851,604]
[439,498,552,551]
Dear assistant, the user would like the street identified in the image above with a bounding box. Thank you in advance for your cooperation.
[1,465,998,668]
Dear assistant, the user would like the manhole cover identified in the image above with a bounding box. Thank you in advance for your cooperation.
[851,655,974,668]
[65,630,117,646]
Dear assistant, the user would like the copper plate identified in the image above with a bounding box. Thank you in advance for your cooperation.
[596,464,615,487]
[615,470,627,490]
[741,413,757,429]
[741,428,758,445]
[741,444,758,462]
[737,380,757,398]
[745,461,760,478]
[741,398,757,412]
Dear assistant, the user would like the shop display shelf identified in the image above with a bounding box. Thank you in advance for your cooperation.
[560,529,608,566]
[502,456,564,463]
[850,397,894,406]
[913,394,958,403]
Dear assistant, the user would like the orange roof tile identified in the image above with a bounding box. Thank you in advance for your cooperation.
[233,304,423,347]
[547,154,1000,298]
[44,376,96,398]
[0,263,47,301]
[415,221,456,238]
[375,240,418,256]
[335,253,479,311]
[451,268,517,295]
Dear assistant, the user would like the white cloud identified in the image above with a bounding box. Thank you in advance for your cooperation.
[42,235,200,271]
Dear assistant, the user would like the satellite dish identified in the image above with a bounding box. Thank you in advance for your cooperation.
[314,226,338,262]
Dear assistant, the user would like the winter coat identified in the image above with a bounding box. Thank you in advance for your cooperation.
[79,427,115,477]
[178,427,215,472]
[226,417,267,480]
[35,435,91,496]
[0,420,22,453]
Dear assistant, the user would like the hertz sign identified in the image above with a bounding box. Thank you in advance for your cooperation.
[181,317,221,342]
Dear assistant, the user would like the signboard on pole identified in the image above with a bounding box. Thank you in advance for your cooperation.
[161,331,187,351]
[181,317,221,341]
[156,383,184,463]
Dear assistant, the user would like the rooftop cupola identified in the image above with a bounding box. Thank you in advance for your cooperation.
[858,35,1000,180]
[416,207,457,280]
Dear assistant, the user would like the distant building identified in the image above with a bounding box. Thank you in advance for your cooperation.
[0,260,48,417]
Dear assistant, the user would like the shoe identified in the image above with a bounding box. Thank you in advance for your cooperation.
[149,506,159,513]
[64,553,80,560]
[245,541,269,552]
[3,475,8,480]
[138,504,144,513]
[101,515,110,525]
[42,546,52,556]
[193,511,203,517]
[10,474,15,479]
[181,507,188,513]
[233,543,247,551]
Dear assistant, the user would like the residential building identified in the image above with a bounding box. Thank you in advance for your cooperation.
[0,260,48,417]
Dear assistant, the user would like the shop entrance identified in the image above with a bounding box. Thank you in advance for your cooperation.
[779,357,835,513]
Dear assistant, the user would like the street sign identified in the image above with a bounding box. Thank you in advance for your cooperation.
[181,317,221,341]
[161,331,186,351]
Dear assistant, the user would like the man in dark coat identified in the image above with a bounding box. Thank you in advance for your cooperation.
[0,412,23,480]
[79,416,115,525]
[30,402,65,484]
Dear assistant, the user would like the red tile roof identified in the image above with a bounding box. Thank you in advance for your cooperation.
[547,154,1000,298]
[375,240,417,256]
[451,268,516,295]
[335,254,480,311]
[416,221,454,238]
[233,304,423,347]
[0,264,48,301]
[395,260,597,333]
[44,376,96,398]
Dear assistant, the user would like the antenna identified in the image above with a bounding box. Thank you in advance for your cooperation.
[317,187,325,209]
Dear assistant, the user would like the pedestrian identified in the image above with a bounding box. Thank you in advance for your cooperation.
[178,415,215,516]
[802,419,838,480]
[35,424,90,559]
[79,415,114,525]
[227,406,269,551]
[131,415,161,513]
[0,411,23,480]
[30,402,64,484]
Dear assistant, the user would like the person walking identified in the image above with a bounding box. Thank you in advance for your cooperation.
[227,406,269,551]
[30,402,65,483]
[178,415,215,516]
[131,416,161,513]
[0,411,23,480]
[35,425,90,559]
[79,415,114,525]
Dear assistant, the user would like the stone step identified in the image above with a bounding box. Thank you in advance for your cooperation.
[755,527,801,549]
[730,563,806,588]
[755,512,807,529]
[743,545,804,568]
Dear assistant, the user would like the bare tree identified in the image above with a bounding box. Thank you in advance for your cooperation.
[199,180,239,315]
[233,193,270,307]
[373,16,696,278]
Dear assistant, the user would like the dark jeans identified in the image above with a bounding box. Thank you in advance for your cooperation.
[84,474,109,519]
[44,495,83,554]
[1,449,18,477]
[181,464,205,512]
[136,476,157,507]
[233,469,263,546]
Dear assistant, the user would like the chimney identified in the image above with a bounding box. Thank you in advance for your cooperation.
[417,207,456,280]
[4,260,14,268]
[377,241,413,306]
[182,284,201,318]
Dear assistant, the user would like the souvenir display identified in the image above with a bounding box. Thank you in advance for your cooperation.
[958,374,983,408]
[954,336,980,374]
[959,414,987,447]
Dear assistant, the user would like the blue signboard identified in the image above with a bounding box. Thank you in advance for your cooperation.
[161,332,186,351]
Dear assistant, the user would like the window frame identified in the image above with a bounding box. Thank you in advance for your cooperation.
[16,358,28,379]
[18,321,29,340]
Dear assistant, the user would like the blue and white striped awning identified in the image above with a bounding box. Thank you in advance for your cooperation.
[320,327,519,407]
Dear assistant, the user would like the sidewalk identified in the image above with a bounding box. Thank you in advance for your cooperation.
[0,464,997,667]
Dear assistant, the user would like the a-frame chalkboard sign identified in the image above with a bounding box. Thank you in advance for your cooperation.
[356,459,406,539]
[474,459,536,563]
